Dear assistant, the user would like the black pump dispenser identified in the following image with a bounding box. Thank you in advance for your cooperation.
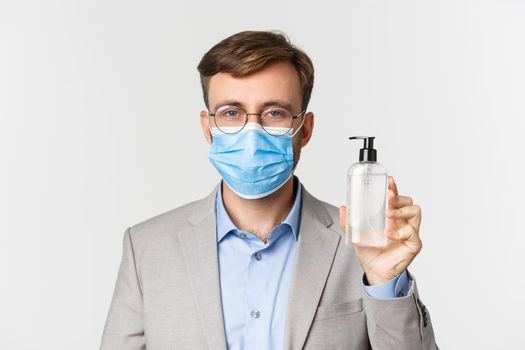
[349,136,377,162]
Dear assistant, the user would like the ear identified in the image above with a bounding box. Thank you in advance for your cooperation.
[200,110,212,145]
[300,112,314,148]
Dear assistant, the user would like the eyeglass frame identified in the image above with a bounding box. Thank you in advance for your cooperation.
[207,104,308,137]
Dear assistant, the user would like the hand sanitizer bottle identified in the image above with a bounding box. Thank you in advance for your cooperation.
[346,136,388,247]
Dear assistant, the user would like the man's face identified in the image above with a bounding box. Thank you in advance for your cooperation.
[200,60,314,170]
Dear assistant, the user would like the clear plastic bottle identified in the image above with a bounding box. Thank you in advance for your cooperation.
[345,136,388,247]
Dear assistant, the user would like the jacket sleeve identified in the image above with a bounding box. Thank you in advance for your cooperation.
[361,270,439,350]
[100,228,146,350]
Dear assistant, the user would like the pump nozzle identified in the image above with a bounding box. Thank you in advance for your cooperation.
[349,136,377,162]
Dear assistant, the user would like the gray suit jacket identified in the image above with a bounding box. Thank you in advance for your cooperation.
[100,182,439,349]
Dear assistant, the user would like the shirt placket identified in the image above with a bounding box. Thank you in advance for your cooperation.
[244,234,271,349]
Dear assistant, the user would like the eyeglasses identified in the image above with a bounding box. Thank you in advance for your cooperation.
[208,104,306,136]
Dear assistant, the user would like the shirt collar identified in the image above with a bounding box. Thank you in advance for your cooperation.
[215,176,302,243]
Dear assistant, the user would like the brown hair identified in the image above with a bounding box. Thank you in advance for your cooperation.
[197,30,314,112]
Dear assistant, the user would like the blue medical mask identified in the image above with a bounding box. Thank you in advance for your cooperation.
[208,122,296,199]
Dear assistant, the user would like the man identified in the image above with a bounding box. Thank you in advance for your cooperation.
[100,30,438,349]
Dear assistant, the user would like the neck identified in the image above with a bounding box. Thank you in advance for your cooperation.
[221,177,295,243]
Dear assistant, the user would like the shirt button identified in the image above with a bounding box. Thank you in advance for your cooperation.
[239,233,247,238]
[255,252,262,261]
[251,310,261,318]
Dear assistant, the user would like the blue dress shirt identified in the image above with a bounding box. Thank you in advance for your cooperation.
[215,178,410,350]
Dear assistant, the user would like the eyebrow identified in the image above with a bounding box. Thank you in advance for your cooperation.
[213,100,296,112]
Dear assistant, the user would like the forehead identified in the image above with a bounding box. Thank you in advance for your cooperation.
[208,60,302,110]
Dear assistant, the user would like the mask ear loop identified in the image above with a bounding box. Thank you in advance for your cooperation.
[207,114,219,139]
[291,112,307,138]
[289,112,309,174]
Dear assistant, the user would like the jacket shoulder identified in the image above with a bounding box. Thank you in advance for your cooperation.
[127,187,217,243]
[320,199,345,237]
[302,185,344,237]
[319,199,340,222]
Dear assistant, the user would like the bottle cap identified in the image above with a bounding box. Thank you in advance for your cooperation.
[348,136,377,162]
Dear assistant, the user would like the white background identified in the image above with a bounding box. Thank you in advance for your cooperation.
[1,0,524,349]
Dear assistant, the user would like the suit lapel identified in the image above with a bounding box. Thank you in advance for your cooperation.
[283,186,342,349]
[177,186,227,350]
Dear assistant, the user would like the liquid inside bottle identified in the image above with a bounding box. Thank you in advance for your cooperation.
[345,162,388,247]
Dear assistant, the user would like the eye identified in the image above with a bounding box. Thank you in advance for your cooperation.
[225,110,239,118]
[218,106,243,119]
[264,108,287,119]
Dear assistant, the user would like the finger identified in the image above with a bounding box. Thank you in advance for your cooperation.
[386,205,422,230]
[385,225,422,253]
[386,189,398,230]
[389,194,413,209]
[385,223,417,241]
[387,189,396,210]
[388,176,399,196]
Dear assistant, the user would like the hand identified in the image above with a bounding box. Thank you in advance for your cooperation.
[339,176,423,285]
